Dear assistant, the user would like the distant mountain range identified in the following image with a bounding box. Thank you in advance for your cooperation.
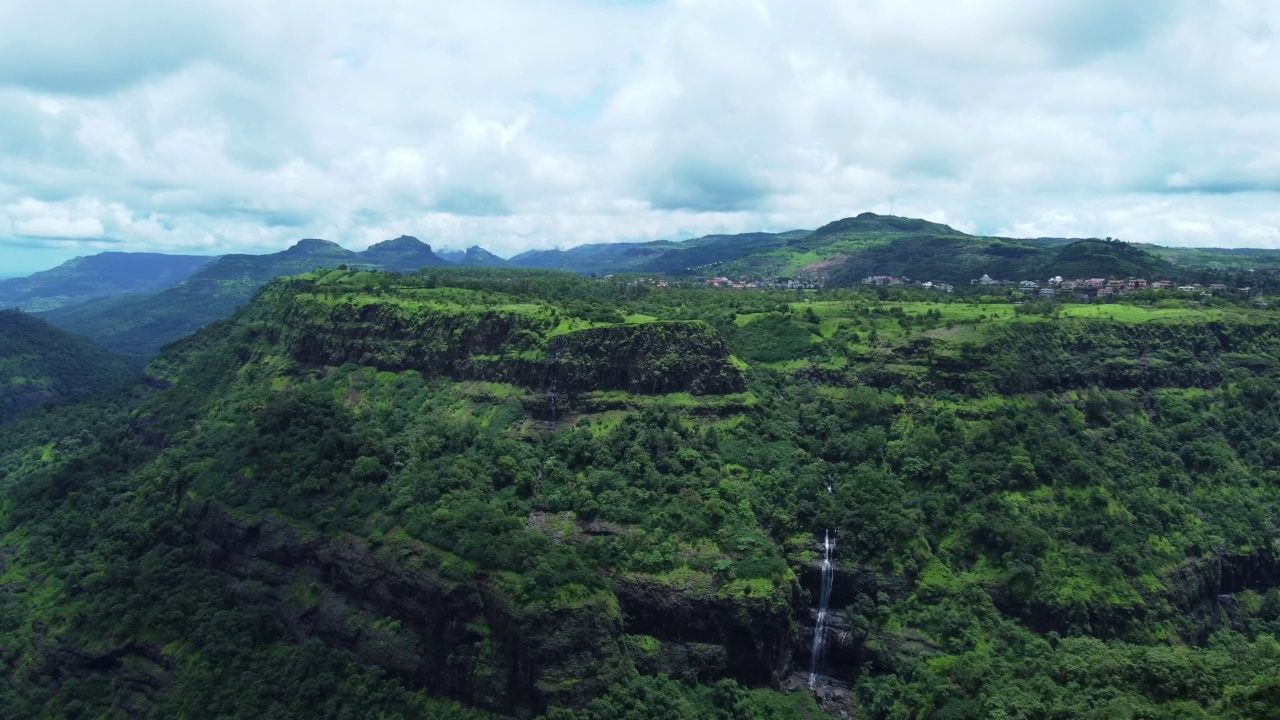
[39,236,452,362]
[0,252,214,312]
[504,213,1280,282]
[14,214,1280,361]
[436,246,510,267]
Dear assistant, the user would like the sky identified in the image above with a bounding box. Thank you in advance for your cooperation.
[1,0,1279,276]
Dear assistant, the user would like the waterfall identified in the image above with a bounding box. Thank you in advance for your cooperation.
[808,529,835,688]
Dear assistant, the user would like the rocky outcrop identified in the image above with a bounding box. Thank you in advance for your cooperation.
[794,559,910,678]
[275,295,746,395]
[1155,545,1280,641]
[612,574,795,686]
[187,499,626,717]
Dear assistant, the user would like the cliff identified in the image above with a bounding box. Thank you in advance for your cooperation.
[272,287,746,395]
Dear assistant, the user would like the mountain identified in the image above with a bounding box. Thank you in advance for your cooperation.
[5,268,1280,716]
[454,246,509,267]
[0,251,215,312]
[39,236,450,361]
[508,230,809,274]
[508,213,1214,284]
[509,239,688,272]
[436,246,508,266]
[1046,238,1180,280]
[0,309,133,423]
[361,235,452,268]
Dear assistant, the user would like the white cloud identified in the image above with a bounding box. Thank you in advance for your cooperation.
[0,0,1279,268]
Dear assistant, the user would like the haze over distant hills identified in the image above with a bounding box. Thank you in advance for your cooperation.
[0,252,214,312]
[39,236,451,362]
[16,213,1280,364]
[507,212,1280,283]
[437,246,511,267]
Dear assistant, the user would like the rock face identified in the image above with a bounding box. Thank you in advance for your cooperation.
[188,500,628,717]
[274,293,746,395]
[188,497,813,714]
[612,574,796,686]
[794,559,909,679]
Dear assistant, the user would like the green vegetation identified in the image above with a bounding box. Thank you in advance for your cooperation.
[0,310,134,424]
[22,213,1280,371]
[4,265,1280,717]
[0,251,213,313]
[509,213,1245,286]
[38,236,450,362]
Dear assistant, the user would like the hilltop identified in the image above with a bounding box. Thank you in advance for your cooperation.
[0,251,214,312]
[38,236,450,361]
[438,246,510,267]
[506,213,1206,285]
[0,310,134,423]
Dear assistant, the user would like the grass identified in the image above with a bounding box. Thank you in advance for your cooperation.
[1057,304,1224,322]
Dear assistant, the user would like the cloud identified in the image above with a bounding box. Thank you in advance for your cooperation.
[1,0,1279,271]
[4,198,106,238]
[0,1,240,95]
[645,159,771,212]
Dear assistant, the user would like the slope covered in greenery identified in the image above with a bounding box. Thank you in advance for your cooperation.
[37,237,451,362]
[507,213,1199,285]
[0,252,214,312]
[3,268,1280,718]
[0,310,134,424]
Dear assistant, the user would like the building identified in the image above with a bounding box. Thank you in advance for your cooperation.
[1019,280,1040,290]
[1097,287,1113,297]
[1039,288,1057,297]
[976,273,999,286]
[1151,280,1172,289]
[862,275,899,286]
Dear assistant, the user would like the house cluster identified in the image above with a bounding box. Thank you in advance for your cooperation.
[973,273,1242,299]
[859,275,954,292]
[704,275,823,290]
[602,275,671,288]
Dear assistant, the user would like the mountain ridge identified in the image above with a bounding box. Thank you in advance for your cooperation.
[38,237,453,361]
[0,251,215,312]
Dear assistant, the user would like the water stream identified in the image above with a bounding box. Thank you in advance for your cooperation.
[807,529,835,688]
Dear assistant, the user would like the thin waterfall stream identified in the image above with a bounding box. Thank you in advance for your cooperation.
[807,529,835,688]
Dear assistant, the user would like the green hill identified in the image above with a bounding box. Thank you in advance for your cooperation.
[0,251,214,312]
[1046,239,1181,280]
[0,310,133,424]
[4,270,1280,716]
[507,213,1191,284]
[509,238,691,272]
[455,246,510,267]
[39,236,450,362]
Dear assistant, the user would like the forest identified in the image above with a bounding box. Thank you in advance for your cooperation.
[2,267,1280,718]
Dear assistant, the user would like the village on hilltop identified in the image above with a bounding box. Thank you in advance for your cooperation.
[859,273,1248,299]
